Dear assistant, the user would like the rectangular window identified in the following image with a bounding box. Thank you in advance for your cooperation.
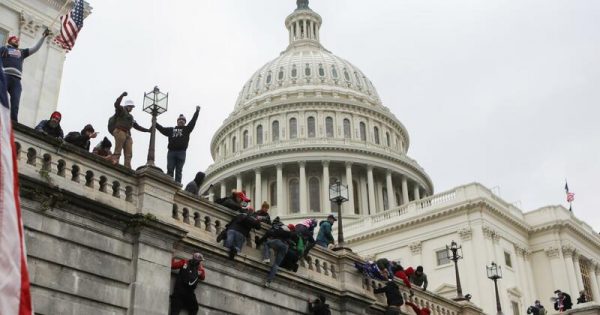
[436,249,450,266]
[504,251,512,268]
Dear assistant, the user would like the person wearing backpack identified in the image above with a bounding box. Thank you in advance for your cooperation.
[65,124,97,151]
[108,91,150,168]
[170,252,206,315]
[156,106,200,183]
[224,209,261,260]
[374,279,403,315]
[527,300,547,315]
[308,295,331,315]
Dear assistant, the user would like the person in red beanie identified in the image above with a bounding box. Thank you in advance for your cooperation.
[405,300,431,315]
[170,252,206,315]
[35,111,64,139]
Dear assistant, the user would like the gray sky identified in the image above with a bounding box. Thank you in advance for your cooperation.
[57,0,600,230]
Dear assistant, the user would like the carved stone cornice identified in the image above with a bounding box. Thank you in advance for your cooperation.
[482,225,500,242]
[561,244,576,258]
[409,241,422,255]
[545,246,560,258]
[458,227,472,241]
[20,12,43,37]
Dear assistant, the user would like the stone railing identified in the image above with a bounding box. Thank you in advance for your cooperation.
[15,124,483,315]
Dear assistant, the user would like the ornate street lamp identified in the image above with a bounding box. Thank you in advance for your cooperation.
[141,86,168,171]
[446,240,468,301]
[487,262,504,315]
[329,180,349,250]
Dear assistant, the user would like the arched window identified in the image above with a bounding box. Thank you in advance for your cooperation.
[343,119,351,139]
[382,187,389,210]
[331,66,339,79]
[266,71,272,84]
[318,64,325,77]
[270,182,277,206]
[289,179,300,213]
[231,137,237,153]
[343,68,351,81]
[374,127,380,144]
[307,116,316,138]
[353,180,360,214]
[289,118,298,139]
[325,117,334,138]
[309,177,321,212]
[278,67,285,81]
[272,120,280,141]
[305,63,311,76]
[256,125,263,145]
[359,122,367,141]
[291,65,298,78]
[386,132,391,147]
[243,130,249,149]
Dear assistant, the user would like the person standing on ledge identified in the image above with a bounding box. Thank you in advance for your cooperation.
[156,106,200,183]
[108,91,150,169]
[1,29,50,122]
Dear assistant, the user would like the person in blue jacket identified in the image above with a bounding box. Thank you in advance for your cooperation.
[316,214,336,248]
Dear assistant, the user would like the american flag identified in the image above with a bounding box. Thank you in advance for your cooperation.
[565,182,575,203]
[0,59,32,313]
[55,0,85,51]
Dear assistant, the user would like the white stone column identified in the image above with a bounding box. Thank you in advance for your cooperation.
[413,185,421,201]
[367,166,376,213]
[345,162,355,215]
[385,171,394,209]
[401,176,409,204]
[562,246,580,296]
[299,161,307,213]
[220,182,226,198]
[573,253,584,291]
[208,185,214,202]
[515,248,533,306]
[322,161,330,213]
[302,19,307,39]
[524,252,538,301]
[276,164,283,215]
[254,168,262,209]
[236,174,242,192]
[588,261,600,302]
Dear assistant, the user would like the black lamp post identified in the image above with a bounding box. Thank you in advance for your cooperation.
[329,180,349,250]
[487,262,504,315]
[140,86,168,171]
[447,240,468,301]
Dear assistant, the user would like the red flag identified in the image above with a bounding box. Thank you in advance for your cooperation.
[0,60,32,313]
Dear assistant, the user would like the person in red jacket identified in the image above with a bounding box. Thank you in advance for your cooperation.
[393,264,414,296]
[170,253,206,315]
[405,301,431,315]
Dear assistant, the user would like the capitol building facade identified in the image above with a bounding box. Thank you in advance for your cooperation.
[202,2,600,315]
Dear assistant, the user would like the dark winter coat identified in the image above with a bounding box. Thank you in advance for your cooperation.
[229,213,261,237]
[253,210,271,224]
[216,196,244,212]
[554,293,573,311]
[316,220,334,245]
[35,120,64,139]
[308,299,331,315]
[65,131,92,151]
[156,108,199,151]
[113,94,149,133]
[374,281,403,306]
[171,258,205,295]
[184,172,205,195]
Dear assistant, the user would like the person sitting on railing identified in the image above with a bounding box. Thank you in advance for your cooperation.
[254,201,272,224]
[316,214,336,249]
[35,111,64,139]
[408,266,428,291]
[170,252,206,315]
[308,294,332,315]
[65,124,98,151]
[224,207,261,260]
[216,191,249,213]
[93,137,113,160]
[295,218,317,258]
[262,221,294,288]
[373,278,404,315]
[184,172,205,195]
[405,299,431,315]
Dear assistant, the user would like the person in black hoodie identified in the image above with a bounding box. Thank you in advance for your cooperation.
[35,111,64,139]
[65,124,97,151]
[553,290,573,312]
[156,106,200,183]
[170,253,206,315]
[374,279,403,315]
[184,172,205,195]
[224,209,261,260]
[308,295,331,315]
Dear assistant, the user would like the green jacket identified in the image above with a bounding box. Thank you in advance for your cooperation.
[316,221,334,244]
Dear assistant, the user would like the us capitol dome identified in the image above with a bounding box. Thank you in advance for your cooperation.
[202,0,433,222]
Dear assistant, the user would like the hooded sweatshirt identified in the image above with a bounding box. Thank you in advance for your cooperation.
[316,220,334,245]
[184,172,205,195]
[35,119,64,139]
[156,108,200,151]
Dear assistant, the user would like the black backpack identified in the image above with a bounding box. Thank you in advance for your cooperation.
[176,260,200,291]
[107,114,117,134]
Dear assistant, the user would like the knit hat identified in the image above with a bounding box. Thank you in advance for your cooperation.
[123,100,135,108]
[235,191,251,202]
[50,111,62,121]
[82,124,95,134]
[416,266,424,272]
[8,36,19,43]
[177,114,186,122]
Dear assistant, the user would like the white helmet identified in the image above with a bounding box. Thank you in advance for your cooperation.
[123,100,135,108]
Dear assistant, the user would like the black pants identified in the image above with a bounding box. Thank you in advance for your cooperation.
[384,306,401,315]
[6,75,22,122]
[170,293,199,315]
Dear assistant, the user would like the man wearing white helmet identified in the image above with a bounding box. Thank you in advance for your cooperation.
[108,91,150,168]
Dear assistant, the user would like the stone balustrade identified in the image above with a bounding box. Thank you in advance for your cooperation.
[15,124,483,314]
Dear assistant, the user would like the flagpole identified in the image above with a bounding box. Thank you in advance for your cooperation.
[49,0,72,30]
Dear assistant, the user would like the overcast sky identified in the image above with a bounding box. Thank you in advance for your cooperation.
[56,0,600,230]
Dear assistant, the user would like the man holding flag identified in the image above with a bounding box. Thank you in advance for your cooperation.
[0,55,33,314]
